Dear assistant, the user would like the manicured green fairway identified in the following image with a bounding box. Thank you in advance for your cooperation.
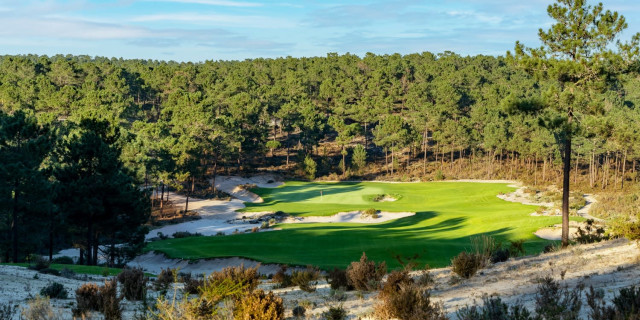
[147,182,567,269]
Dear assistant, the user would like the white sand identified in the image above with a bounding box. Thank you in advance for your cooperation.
[282,211,414,224]
[5,239,637,319]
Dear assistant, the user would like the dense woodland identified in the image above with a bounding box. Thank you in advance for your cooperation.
[0,49,639,263]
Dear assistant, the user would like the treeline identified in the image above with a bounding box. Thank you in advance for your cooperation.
[1,52,639,261]
[2,53,638,188]
[0,111,149,264]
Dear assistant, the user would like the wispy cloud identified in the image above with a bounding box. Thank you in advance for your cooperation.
[131,12,294,28]
[143,0,262,7]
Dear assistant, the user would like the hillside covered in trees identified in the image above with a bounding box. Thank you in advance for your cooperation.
[1,50,639,263]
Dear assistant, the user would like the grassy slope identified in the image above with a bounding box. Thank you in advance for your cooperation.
[147,182,572,269]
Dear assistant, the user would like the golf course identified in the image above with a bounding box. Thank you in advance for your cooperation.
[146,181,570,269]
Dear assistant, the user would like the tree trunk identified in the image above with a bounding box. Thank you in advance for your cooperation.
[11,180,19,262]
[92,234,98,266]
[621,150,627,189]
[212,160,218,194]
[561,125,572,248]
[87,219,93,265]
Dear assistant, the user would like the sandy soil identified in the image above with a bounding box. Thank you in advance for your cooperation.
[3,239,638,319]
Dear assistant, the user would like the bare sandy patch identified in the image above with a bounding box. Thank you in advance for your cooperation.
[282,211,415,224]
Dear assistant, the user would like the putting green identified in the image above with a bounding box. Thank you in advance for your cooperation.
[146,181,567,269]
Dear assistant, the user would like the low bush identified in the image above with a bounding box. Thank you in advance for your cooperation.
[100,279,122,320]
[456,295,534,320]
[117,267,147,301]
[534,276,582,320]
[20,295,63,320]
[416,266,435,287]
[38,268,61,276]
[292,305,306,319]
[171,231,202,238]
[75,283,101,315]
[575,219,608,244]
[361,208,377,218]
[322,305,347,320]
[346,252,386,291]
[0,301,17,320]
[451,251,484,279]
[40,282,68,299]
[291,266,320,293]
[183,277,204,295]
[375,270,447,320]
[233,289,284,320]
[490,248,511,263]
[59,268,76,279]
[272,265,292,288]
[27,255,50,271]
[508,239,526,256]
[154,268,175,291]
[328,268,352,290]
[51,256,74,265]
[587,285,640,319]
[208,264,259,293]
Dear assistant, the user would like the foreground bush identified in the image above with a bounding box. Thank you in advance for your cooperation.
[39,282,68,299]
[328,268,353,290]
[117,267,147,301]
[208,264,259,293]
[272,265,292,288]
[233,289,284,320]
[74,283,101,315]
[0,301,17,320]
[535,276,582,320]
[375,281,446,320]
[154,268,176,291]
[322,305,347,320]
[100,279,123,320]
[21,295,63,320]
[587,285,640,319]
[346,252,386,291]
[291,266,320,292]
[451,251,485,279]
[456,295,533,320]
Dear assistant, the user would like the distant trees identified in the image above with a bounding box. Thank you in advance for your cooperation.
[512,0,640,247]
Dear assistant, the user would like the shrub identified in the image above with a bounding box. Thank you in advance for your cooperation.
[451,251,484,279]
[346,252,387,291]
[508,239,526,256]
[21,295,63,320]
[292,305,306,318]
[456,295,534,320]
[117,267,147,301]
[490,248,511,263]
[416,266,434,287]
[375,271,447,320]
[208,264,259,293]
[575,219,608,244]
[171,231,202,238]
[328,268,352,290]
[27,255,50,271]
[361,208,377,218]
[38,268,61,276]
[322,305,347,320]
[100,279,123,320]
[291,266,320,293]
[59,268,76,279]
[154,268,175,291]
[0,301,17,320]
[183,277,204,295]
[272,265,292,288]
[39,282,68,299]
[587,285,640,319]
[233,289,284,320]
[51,256,74,265]
[535,276,582,320]
[75,283,101,315]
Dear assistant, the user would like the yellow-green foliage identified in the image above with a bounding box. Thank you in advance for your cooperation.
[21,295,63,320]
[233,290,284,320]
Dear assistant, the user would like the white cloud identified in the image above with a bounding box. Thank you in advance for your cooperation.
[131,12,294,28]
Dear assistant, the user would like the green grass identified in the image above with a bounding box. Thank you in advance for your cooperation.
[1,263,125,276]
[147,181,577,270]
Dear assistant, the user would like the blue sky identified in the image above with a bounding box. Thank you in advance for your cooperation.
[1,0,639,62]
